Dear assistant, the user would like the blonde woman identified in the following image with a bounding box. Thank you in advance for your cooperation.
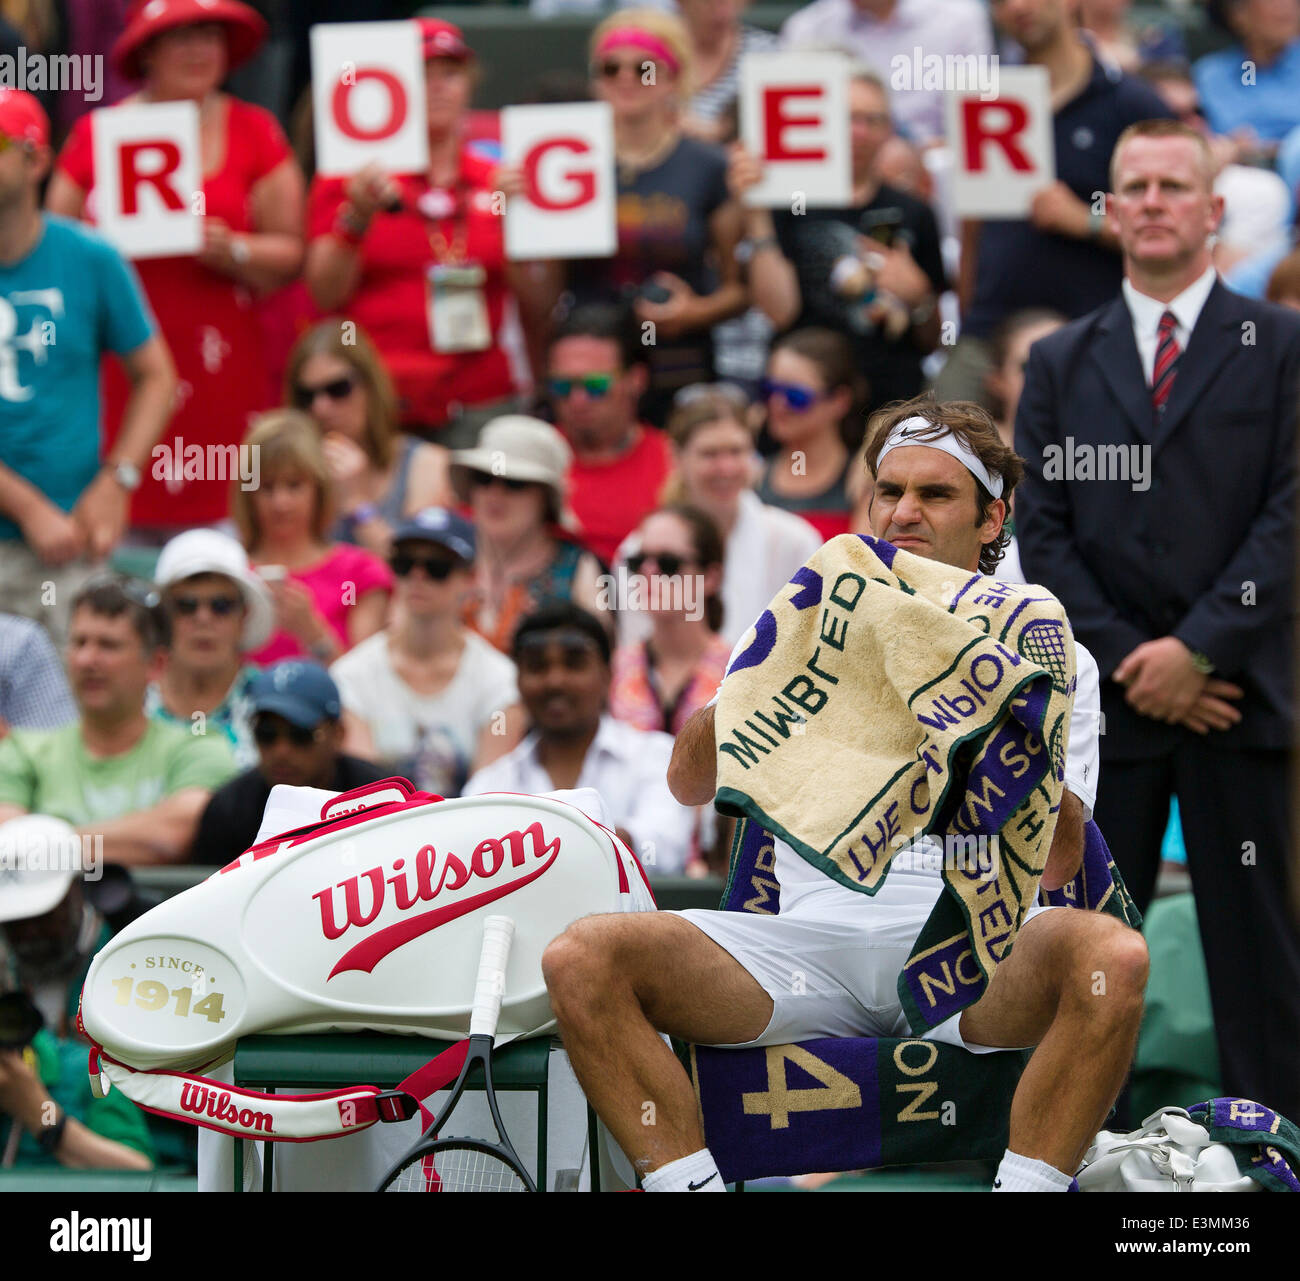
[285,320,453,557]
[234,410,393,667]
[565,7,747,424]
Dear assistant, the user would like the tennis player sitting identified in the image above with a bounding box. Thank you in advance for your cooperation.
[544,397,1148,1193]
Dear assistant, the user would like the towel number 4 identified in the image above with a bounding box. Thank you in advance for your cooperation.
[740,1045,862,1129]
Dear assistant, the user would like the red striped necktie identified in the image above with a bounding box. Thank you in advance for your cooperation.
[1151,309,1180,413]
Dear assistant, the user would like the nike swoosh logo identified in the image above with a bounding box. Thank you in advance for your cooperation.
[688,1174,718,1191]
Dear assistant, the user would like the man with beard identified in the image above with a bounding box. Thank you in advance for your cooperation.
[190,662,388,866]
[463,602,695,876]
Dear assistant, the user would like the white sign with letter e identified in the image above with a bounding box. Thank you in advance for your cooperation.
[92,100,201,259]
[501,102,616,260]
[739,52,851,208]
[311,20,428,178]
[945,66,1055,218]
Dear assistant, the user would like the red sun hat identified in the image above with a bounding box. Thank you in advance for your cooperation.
[0,89,49,147]
[416,17,473,63]
[112,0,268,82]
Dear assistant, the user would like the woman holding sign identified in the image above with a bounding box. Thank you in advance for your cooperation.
[47,0,306,538]
[305,19,540,452]
[567,8,748,427]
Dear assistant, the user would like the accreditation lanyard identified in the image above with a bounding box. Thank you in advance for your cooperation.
[420,178,489,354]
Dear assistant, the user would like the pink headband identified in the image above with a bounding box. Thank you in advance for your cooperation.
[595,28,681,75]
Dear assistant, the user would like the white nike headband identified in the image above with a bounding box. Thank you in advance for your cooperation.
[876,415,1005,499]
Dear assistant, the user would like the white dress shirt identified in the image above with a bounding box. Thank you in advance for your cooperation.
[1122,266,1218,385]
[462,714,695,875]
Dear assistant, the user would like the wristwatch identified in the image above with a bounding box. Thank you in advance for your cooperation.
[109,459,141,492]
[37,1106,68,1156]
[735,236,779,266]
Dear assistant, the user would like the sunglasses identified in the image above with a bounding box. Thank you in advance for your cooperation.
[253,719,319,748]
[547,373,615,400]
[390,552,461,580]
[293,375,355,409]
[170,594,242,618]
[626,551,694,577]
[593,58,660,80]
[467,472,532,493]
[671,381,750,410]
[760,378,822,411]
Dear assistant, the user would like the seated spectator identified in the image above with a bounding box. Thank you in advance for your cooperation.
[190,662,390,866]
[0,614,76,737]
[780,0,993,146]
[450,416,608,652]
[610,504,731,736]
[1266,248,1300,309]
[463,604,694,875]
[147,529,274,769]
[304,19,538,447]
[1080,0,1187,71]
[0,579,236,865]
[546,305,675,565]
[286,320,454,558]
[619,386,821,646]
[332,509,524,796]
[679,0,777,144]
[1194,0,1300,153]
[236,410,393,667]
[0,88,174,646]
[562,9,747,423]
[756,329,862,541]
[0,817,153,1168]
[734,69,946,415]
[985,309,1069,454]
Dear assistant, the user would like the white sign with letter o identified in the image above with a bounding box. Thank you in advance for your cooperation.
[311,21,428,178]
[944,66,1055,219]
[92,101,202,259]
[739,52,851,209]
[501,102,616,261]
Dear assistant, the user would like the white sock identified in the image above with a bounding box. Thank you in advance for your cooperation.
[641,1149,725,1192]
[992,1149,1073,1192]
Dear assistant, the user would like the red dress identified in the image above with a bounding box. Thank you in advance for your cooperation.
[57,98,291,529]
[307,146,516,434]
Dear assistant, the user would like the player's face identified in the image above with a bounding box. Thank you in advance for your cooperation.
[515,635,608,738]
[869,446,1004,572]
[1110,136,1222,271]
[66,608,157,718]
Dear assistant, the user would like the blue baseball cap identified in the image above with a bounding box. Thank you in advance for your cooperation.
[391,507,476,562]
[248,661,341,729]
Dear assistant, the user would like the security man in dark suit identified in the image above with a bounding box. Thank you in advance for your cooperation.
[1015,118,1300,1120]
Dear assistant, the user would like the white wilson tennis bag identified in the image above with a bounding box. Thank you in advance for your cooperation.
[1076,1109,1261,1192]
[80,778,654,1143]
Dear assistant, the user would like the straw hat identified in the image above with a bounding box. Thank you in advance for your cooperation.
[450,416,576,528]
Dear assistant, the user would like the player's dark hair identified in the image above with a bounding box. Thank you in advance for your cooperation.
[511,601,612,666]
[70,577,169,652]
[863,394,1024,576]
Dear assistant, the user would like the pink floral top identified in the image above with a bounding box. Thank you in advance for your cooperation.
[248,544,394,667]
[609,635,732,736]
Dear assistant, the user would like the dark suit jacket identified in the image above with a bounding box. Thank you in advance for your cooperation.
[1015,279,1300,757]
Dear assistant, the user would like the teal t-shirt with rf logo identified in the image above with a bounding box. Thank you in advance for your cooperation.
[0,214,155,541]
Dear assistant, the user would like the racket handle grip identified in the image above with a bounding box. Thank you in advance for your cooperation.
[470,915,515,1038]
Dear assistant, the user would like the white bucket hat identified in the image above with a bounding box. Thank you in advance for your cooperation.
[0,815,83,923]
[450,416,577,528]
[154,529,274,652]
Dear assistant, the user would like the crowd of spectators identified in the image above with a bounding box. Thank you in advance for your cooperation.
[2,0,1300,1170]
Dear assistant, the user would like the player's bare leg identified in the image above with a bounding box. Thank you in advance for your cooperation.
[542,912,772,1178]
[958,908,1149,1176]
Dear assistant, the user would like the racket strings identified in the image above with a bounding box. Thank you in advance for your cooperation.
[386,1144,528,1192]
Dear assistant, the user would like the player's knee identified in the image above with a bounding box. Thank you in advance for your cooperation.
[542,915,622,1010]
[1099,926,1149,1003]
[1073,921,1148,1014]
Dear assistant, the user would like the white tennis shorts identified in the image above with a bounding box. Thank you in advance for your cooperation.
[672,864,1057,1054]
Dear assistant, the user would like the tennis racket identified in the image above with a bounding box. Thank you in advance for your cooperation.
[377,915,537,1192]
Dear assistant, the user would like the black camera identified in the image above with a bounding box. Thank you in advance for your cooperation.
[0,989,43,1051]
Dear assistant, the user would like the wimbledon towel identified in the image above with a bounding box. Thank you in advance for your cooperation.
[714,534,1077,1033]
